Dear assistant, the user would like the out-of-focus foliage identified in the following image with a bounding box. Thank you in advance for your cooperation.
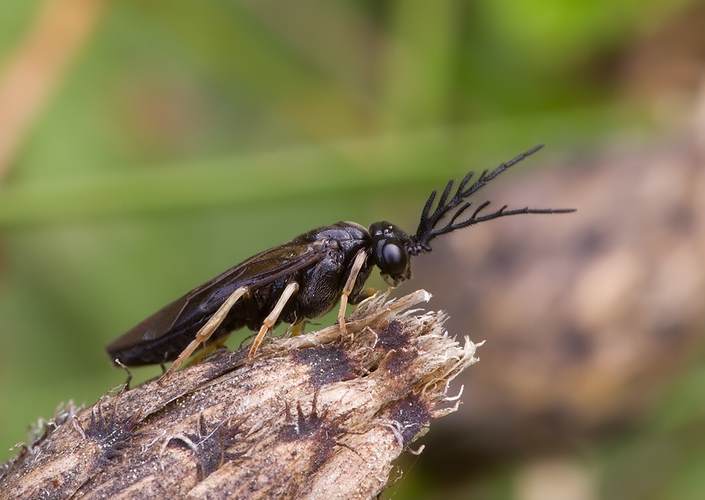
[1,1,704,498]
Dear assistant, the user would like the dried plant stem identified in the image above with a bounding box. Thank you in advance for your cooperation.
[0,290,480,500]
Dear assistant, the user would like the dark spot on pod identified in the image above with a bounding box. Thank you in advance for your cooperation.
[166,414,245,480]
[279,400,340,471]
[382,348,417,376]
[83,403,141,464]
[292,345,356,388]
[376,320,409,351]
[280,401,333,443]
[385,395,432,447]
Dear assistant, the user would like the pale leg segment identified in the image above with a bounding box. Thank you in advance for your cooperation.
[161,286,249,380]
[337,249,368,338]
[248,281,300,359]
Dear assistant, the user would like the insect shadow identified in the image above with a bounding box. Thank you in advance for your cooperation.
[106,144,575,378]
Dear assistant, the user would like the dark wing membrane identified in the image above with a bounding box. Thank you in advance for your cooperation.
[107,239,328,351]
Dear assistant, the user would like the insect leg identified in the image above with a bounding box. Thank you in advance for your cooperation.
[161,286,249,379]
[337,249,368,337]
[248,281,300,359]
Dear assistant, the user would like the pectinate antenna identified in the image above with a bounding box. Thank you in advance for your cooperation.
[408,144,575,255]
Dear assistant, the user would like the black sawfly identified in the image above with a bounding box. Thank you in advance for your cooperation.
[107,144,574,377]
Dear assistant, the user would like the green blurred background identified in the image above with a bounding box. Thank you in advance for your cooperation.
[2,1,705,498]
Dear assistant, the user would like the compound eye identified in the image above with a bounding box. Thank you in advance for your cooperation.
[380,242,408,277]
